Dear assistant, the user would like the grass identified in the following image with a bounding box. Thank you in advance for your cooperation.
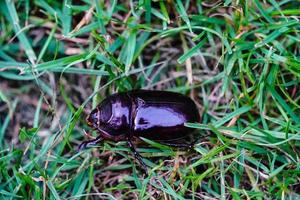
[0,0,299,199]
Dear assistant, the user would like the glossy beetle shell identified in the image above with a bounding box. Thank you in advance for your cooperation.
[87,90,199,141]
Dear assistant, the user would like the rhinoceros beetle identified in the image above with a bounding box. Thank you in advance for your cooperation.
[78,90,200,172]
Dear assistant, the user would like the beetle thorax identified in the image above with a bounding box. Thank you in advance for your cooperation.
[109,101,130,127]
[97,95,132,137]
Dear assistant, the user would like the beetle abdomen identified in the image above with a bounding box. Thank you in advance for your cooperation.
[129,90,199,141]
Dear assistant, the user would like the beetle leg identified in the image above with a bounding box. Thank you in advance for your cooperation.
[78,136,103,151]
[127,137,148,173]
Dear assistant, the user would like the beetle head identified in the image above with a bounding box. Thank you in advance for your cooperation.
[86,100,112,129]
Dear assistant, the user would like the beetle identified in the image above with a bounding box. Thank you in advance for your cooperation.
[78,90,200,171]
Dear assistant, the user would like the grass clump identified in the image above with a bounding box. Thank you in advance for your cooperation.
[0,0,299,199]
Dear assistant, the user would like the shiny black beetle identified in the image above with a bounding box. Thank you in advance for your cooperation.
[79,90,200,171]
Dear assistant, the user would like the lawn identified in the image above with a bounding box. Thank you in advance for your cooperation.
[0,0,299,199]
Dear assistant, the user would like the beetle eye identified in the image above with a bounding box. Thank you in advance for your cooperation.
[100,100,112,123]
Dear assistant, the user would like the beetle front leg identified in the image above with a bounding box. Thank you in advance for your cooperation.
[127,137,148,173]
[78,136,103,151]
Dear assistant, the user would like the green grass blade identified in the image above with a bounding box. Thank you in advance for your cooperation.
[2,0,36,63]
[213,106,252,128]
[177,39,206,64]
[266,84,300,123]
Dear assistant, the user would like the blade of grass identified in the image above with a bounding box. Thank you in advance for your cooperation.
[177,39,206,64]
[175,0,192,33]
[266,84,300,123]
[62,0,72,36]
[37,26,57,63]
[125,30,137,75]
[213,105,252,128]
[0,99,18,148]
[2,0,36,63]
[46,181,61,200]
[253,0,274,23]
